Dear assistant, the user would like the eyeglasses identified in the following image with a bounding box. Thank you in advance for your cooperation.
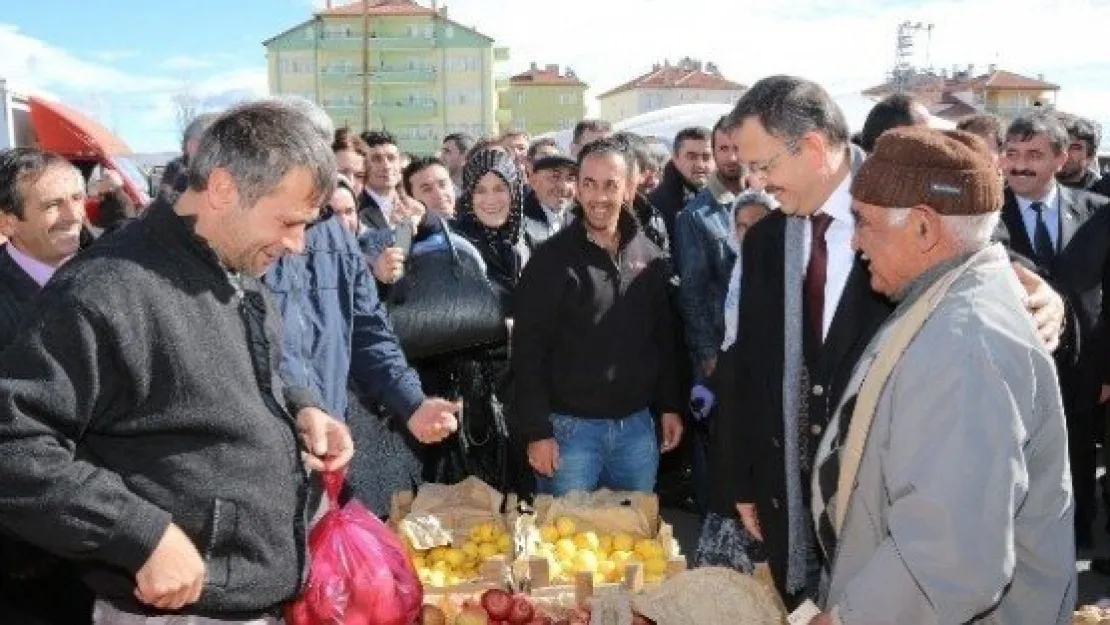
[747,144,795,175]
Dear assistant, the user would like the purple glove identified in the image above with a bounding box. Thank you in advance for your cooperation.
[690,384,716,422]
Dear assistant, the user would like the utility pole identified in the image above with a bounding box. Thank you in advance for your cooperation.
[362,0,370,130]
[891,21,933,93]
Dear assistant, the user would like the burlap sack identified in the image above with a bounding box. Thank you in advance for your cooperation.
[532,490,657,538]
[397,477,507,549]
[631,567,787,625]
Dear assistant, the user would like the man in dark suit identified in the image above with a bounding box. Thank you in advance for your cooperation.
[522,155,576,248]
[710,76,1069,609]
[358,130,404,231]
[996,112,1110,549]
[0,148,95,623]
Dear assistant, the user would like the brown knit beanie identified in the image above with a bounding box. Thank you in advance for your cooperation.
[850,127,1003,215]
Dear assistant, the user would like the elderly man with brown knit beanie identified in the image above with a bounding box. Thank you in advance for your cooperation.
[803,127,1076,625]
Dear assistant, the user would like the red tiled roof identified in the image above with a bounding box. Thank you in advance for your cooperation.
[863,69,1059,97]
[598,64,746,99]
[510,67,587,87]
[317,0,436,17]
[983,69,1059,90]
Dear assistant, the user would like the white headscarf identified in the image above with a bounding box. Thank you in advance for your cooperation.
[721,190,780,351]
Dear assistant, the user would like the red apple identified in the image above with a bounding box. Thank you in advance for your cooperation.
[480,588,513,621]
[421,604,447,625]
[507,595,535,624]
[455,605,490,625]
[524,617,553,625]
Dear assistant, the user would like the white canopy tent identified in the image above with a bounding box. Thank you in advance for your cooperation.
[535,93,956,155]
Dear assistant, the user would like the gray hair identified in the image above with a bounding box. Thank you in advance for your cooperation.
[187,99,337,209]
[270,94,335,142]
[734,189,780,213]
[182,113,219,150]
[723,75,850,149]
[888,207,999,250]
[642,137,671,173]
[1006,112,1069,155]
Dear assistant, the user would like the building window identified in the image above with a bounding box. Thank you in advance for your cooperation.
[516,92,526,105]
[423,24,434,39]
[559,93,574,105]
[445,26,455,38]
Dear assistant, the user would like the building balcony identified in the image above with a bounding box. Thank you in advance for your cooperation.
[369,68,438,83]
[377,101,439,119]
[318,34,441,50]
[985,102,1055,118]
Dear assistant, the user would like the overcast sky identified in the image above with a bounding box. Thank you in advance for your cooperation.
[2,0,1109,153]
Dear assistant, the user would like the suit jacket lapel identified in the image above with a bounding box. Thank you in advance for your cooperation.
[820,256,886,392]
[359,192,390,230]
[1000,190,1034,260]
[1057,186,1083,251]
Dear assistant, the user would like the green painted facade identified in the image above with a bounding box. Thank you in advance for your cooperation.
[264,11,508,154]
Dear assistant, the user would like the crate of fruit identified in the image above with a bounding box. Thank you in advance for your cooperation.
[516,490,687,592]
[391,477,517,594]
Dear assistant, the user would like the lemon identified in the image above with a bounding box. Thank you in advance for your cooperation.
[497,534,513,553]
[645,572,665,585]
[573,549,599,573]
[445,548,465,567]
[478,541,499,560]
[428,570,447,587]
[539,524,560,544]
[432,560,452,573]
[480,523,500,543]
[634,539,661,560]
[598,535,614,556]
[555,516,577,538]
[597,559,619,582]
[412,554,427,570]
[573,531,600,552]
[610,550,634,565]
[554,537,577,560]
[549,559,563,579]
[461,541,480,561]
[644,557,668,576]
[612,532,635,553]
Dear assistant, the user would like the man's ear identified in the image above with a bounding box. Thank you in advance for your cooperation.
[204,168,240,212]
[0,210,19,239]
[913,204,944,251]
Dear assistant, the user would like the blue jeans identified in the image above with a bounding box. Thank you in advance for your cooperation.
[535,408,659,495]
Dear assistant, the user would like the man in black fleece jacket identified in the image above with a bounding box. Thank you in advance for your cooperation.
[513,137,684,496]
[0,101,357,623]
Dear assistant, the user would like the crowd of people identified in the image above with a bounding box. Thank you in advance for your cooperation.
[0,74,1106,624]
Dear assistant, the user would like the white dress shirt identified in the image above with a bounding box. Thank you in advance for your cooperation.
[542,206,567,234]
[801,172,856,341]
[1014,184,1061,252]
[367,188,395,224]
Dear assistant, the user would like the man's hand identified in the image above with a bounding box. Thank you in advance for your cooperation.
[295,407,354,472]
[660,413,683,452]
[736,503,763,541]
[393,193,426,229]
[809,613,835,625]
[134,523,206,611]
[1012,262,1064,352]
[407,398,460,444]
[701,357,717,379]
[528,438,560,477]
[373,247,406,284]
[1101,385,1110,404]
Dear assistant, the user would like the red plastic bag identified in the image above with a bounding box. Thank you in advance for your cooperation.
[286,471,423,625]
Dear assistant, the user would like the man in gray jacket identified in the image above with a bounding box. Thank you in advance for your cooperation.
[808,127,1075,624]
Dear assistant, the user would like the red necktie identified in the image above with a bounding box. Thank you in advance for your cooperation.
[805,213,833,346]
